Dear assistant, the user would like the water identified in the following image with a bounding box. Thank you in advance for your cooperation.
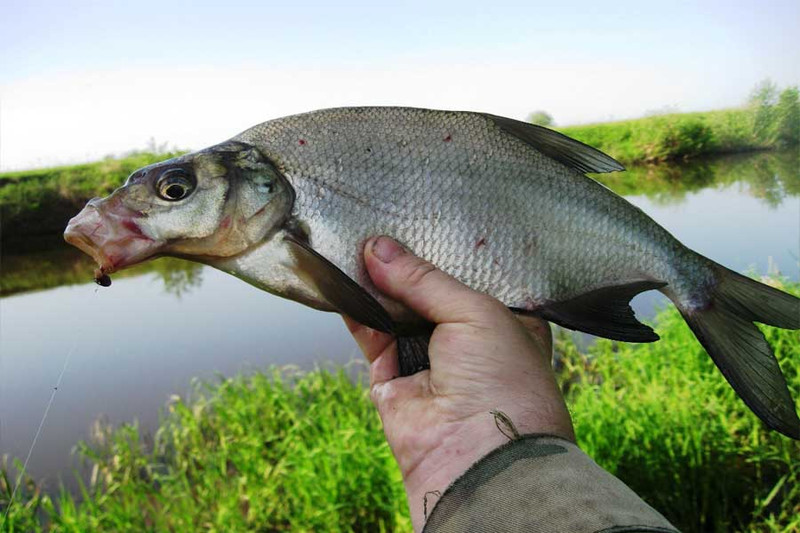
[1,150,798,490]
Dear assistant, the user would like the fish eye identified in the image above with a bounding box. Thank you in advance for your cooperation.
[156,169,195,201]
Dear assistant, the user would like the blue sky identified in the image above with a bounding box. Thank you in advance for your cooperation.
[1,0,798,170]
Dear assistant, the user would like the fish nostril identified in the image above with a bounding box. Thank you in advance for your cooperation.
[87,197,105,208]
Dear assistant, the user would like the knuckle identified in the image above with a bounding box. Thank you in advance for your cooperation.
[370,381,400,413]
[369,384,381,406]
[472,292,507,316]
[401,259,438,287]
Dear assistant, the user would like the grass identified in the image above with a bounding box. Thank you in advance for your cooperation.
[2,281,799,532]
[2,368,410,532]
[558,84,799,165]
[556,278,800,532]
[558,108,776,165]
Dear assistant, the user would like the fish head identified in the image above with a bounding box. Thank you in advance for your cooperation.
[64,142,294,278]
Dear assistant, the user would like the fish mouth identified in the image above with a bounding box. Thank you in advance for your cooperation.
[64,200,164,278]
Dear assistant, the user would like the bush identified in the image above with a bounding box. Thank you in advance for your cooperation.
[527,110,554,126]
[775,87,800,147]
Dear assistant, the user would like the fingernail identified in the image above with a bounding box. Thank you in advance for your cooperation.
[372,236,403,263]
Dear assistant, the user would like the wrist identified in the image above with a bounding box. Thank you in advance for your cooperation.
[399,413,509,531]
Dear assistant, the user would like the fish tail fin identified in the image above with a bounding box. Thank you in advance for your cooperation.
[677,264,800,439]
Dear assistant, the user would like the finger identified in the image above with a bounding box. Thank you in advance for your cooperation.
[342,316,395,364]
[364,236,502,325]
[369,344,400,386]
[370,366,430,419]
[515,314,552,347]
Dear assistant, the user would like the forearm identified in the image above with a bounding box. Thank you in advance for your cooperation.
[415,426,678,533]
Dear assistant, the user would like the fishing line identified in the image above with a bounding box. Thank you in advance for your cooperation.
[2,289,96,524]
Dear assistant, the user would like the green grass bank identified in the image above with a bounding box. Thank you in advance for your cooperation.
[558,99,799,165]
[2,281,799,532]
[0,151,184,251]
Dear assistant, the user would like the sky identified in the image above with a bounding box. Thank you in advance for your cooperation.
[1,0,799,171]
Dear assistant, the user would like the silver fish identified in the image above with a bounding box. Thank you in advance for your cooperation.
[64,107,800,438]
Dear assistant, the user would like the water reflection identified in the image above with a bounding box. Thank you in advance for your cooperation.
[594,149,799,207]
[1,250,203,298]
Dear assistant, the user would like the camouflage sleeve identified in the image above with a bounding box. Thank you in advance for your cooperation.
[423,434,678,533]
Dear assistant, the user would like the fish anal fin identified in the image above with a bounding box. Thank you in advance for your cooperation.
[482,113,625,174]
[525,280,667,342]
[283,233,394,334]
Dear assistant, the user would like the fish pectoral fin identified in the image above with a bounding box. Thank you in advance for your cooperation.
[283,233,394,334]
[282,232,434,375]
[482,113,625,174]
[524,280,667,342]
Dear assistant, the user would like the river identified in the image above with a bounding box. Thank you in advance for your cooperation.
[1,150,798,491]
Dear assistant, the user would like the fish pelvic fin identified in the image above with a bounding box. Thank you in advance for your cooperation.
[523,280,667,342]
[679,265,800,439]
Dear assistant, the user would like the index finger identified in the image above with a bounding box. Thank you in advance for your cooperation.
[342,315,395,364]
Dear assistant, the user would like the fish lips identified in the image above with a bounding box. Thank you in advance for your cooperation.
[64,200,164,276]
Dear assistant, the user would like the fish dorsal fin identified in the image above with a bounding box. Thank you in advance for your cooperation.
[283,232,395,334]
[520,280,667,342]
[482,113,625,174]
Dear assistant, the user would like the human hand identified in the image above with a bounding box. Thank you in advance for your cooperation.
[344,236,574,531]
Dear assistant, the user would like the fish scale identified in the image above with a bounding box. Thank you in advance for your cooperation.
[235,107,693,308]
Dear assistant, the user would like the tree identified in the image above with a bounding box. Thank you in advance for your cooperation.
[527,111,554,127]
[749,79,779,143]
[775,86,800,147]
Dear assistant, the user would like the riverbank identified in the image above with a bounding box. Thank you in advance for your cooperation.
[558,106,798,165]
[3,281,799,532]
[0,150,184,251]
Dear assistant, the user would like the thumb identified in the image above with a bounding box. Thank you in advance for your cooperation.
[364,236,503,325]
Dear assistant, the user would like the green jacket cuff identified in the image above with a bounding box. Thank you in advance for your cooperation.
[423,434,679,533]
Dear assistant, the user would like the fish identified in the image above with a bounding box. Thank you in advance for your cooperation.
[64,106,800,438]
